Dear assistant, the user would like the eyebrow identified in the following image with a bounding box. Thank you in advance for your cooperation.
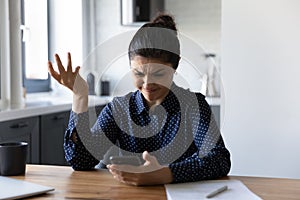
[132,68,166,74]
[132,69,143,73]
[152,69,165,73]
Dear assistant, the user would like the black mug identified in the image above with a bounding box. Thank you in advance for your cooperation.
[0,142,28,176]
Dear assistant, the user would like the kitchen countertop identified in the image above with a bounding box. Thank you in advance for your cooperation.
[0,93,112,122]
[0,92,220,122]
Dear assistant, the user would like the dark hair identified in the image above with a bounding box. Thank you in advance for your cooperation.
[128,14,181,70]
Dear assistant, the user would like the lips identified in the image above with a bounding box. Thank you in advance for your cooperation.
[143,87,158,93]
[143,88,158,93]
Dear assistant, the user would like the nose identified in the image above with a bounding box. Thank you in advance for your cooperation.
[143,74,154,85]
[142,75,155,88]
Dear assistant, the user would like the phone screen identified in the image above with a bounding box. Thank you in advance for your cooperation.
[109,156,142,166]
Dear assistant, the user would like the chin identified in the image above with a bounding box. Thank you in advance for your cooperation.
[144,94,158,102]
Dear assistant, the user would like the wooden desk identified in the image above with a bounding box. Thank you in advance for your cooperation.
[11,165,300,200]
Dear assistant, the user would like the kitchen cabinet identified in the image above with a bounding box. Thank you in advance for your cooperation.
[0,105,106,166]
[40,105,105,166]
[40,111,70,165]
[0,117,40,164]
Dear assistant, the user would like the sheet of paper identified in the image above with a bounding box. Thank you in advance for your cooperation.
[165,179,262,200]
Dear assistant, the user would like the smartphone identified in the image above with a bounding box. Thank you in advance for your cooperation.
[109,156,142,166]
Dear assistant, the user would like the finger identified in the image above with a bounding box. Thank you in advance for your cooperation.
[47,60,54,73]
[67,52,72,72]
[109,164,128,172]
[143,151,157,163]
[110,169,139,185]
[119,177,139,186]
[48,61,61,83]
[109,168,117,176]
[54,54,66,75]
[112,173,134,185]
[142,151,163,172]
[74,66,80,75]
[110,164,140,173]
[109,167,128,178]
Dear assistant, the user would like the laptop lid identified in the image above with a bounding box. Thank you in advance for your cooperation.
[0,176,54,200]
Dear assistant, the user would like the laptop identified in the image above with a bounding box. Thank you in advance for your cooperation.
[0,176,54,200]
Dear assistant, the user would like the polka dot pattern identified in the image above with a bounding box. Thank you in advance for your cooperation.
[64,83,231,183]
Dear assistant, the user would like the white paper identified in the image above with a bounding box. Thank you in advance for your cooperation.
[165,179,262,200]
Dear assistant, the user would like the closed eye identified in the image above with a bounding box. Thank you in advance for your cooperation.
[133,70,144,77]
[153,72,165,77]
[152,69,167,77]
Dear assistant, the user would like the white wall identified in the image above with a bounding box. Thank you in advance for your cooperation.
[48,0,82,97]
[165,0,221,54]
[82,0,221,96]
[48,0,82,64]
[221,0,300,178]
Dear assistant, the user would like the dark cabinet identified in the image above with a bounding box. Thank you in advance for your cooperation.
[0,104,106,166]
[0,117,40,164]
[40,105,105,166]
[40,111,70,166]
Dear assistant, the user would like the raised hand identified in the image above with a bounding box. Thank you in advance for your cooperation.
[48,52,79,91]
[48,52,89,113]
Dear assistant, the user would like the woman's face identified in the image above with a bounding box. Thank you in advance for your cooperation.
[130,56,175,107]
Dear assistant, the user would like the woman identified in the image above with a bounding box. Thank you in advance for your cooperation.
[48,14,231,186]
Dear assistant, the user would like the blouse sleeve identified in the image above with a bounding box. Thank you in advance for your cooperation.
[168,94,231,183]
[64,111,99,170]
[64,102,121,170]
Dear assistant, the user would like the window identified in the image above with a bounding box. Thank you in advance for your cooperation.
[0,39,2,100]
[21,0,50,93]
[0,0,9,108]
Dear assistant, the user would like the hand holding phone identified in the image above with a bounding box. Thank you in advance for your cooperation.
[109,156,142,166]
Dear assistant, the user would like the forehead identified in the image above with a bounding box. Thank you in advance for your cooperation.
[130,56,172,69]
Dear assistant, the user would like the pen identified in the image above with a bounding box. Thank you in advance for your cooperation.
[206,185,228,198]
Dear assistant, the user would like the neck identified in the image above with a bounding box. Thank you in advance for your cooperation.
[146,91,169,109]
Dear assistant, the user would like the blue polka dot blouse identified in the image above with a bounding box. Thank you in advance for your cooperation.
[64,83,231,183]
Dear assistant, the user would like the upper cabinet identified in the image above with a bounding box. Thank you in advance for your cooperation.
[121,0,165,26]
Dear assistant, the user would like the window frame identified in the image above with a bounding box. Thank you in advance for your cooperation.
[0,0,9,107]
[21,0,51,93]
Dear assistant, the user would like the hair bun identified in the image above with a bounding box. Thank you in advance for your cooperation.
[152,14,177,31]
